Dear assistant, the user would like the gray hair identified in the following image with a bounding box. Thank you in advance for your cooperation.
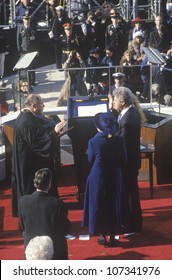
[24,94,43,107]
[25,236,54,260]
[113,86,147,124]
[113,86,133,105]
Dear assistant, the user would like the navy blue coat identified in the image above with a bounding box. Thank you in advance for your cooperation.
[82,131,126,235]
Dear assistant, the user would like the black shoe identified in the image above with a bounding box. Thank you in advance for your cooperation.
[108,235,118,247]
[97,235,108,247]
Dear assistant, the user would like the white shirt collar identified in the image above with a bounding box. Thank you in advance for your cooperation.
[119,105,132,119]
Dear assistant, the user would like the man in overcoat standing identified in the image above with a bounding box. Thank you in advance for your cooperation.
[110,86,142,234]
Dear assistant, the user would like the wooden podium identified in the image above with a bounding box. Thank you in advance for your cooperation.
[141,111,172,184]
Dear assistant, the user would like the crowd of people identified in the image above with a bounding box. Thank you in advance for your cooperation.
[17,1,172,103]
[1,0,172,112]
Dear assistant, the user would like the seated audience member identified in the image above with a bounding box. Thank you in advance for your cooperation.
[82,112,127,247]
[119,50,134,90]
[12,79,28,111]
[120,49,134,66]
[57,51,87,106]
[25,236,54,260]
[128,31,145,65]
[109,72,126,94]
[19,168,71,260]
[101,46,117,67]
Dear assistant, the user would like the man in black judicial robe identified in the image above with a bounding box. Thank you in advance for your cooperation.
[11,94,66,217]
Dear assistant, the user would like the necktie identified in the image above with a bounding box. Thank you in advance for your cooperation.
[118,113,122,122]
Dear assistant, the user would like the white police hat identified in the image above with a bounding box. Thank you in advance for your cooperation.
[55,6,64,11]
[112,72,125,79]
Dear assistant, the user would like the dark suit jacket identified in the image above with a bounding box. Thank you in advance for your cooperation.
[117,106,141,171]
[19,191,71,260]
[149,29,171,53]
[116,106,142,232]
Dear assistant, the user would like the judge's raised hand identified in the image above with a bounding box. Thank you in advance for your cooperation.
[54,120,67,135]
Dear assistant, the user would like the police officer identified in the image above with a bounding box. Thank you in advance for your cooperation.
[105,10,127,65]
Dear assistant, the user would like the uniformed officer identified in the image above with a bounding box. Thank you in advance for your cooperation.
[105,10,127,65]
[59,23,80,64]
[17,15,37,55]
[16,15,38,86]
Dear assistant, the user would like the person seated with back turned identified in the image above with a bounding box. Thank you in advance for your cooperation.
[19,168,71,260]
[25,236,54,260]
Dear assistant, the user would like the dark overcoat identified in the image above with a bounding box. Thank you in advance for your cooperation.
[11,110,58,217]
[117,106,142,232]
[82,131,126,235]
[18,191,71,259]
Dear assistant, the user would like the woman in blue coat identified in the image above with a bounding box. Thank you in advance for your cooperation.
[82,112,127,247]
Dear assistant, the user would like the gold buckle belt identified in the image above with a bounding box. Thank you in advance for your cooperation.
[62,50,76,54]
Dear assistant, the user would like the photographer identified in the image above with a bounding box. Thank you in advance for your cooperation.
[57,51,87,106]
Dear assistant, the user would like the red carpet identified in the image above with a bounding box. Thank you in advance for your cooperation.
[1,166,172,260]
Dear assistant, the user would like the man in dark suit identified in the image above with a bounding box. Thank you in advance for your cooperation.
[18,168,71,260]
[110,86,142,234]
[149,15,171,53]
